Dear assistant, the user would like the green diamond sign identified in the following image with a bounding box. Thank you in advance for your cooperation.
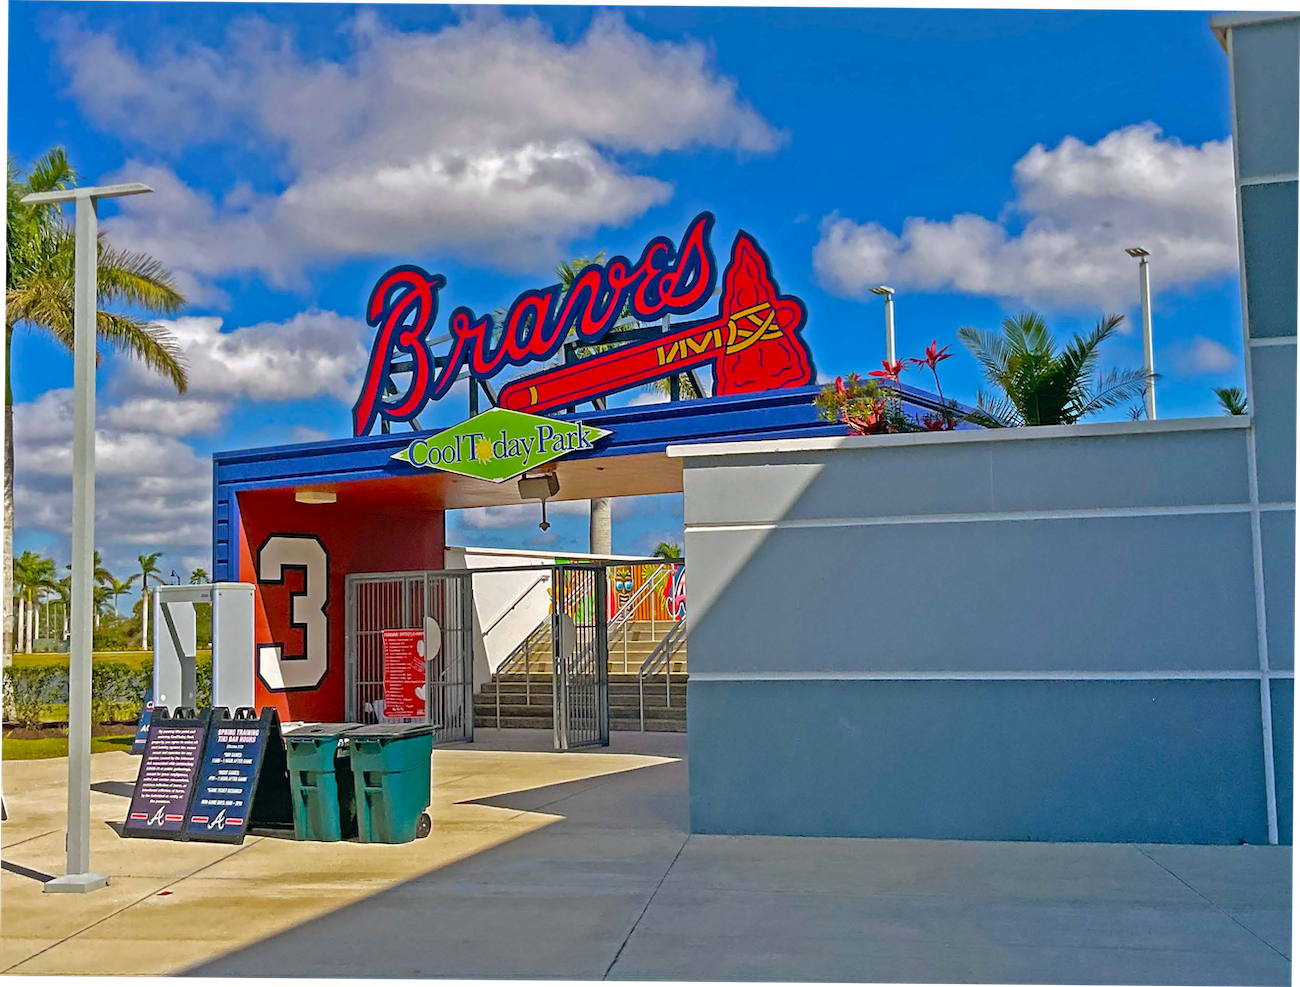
[390,407,612,483]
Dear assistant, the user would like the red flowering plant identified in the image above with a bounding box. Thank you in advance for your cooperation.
[909,341,959,431]
[817,341,960,435]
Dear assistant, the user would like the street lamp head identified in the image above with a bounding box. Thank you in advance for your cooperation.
[1125,247,1150,258]
[20,182,154,206]
[869,285,894,297]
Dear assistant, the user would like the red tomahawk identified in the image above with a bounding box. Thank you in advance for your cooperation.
[497,233,814,415]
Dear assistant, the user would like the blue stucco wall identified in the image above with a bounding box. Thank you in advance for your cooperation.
[676,14,1296,845]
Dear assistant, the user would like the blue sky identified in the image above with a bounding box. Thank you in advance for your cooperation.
[8,4,1246,592]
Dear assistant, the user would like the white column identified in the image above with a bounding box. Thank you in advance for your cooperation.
[589,498,612,557]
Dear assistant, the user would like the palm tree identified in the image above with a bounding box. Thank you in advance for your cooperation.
[5,147,189,662]
[1214,386,1248,416]
[189,568,209,584]
[957,312,1151,427]
[64,550,114,630]
[13,551,58,653]
[653,542,683,560]
[138,551,165,648]
[104,573,139,615]
[52,576,71,643]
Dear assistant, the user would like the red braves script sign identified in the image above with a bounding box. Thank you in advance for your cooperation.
[382,628,426,719]
[353,213,814,435]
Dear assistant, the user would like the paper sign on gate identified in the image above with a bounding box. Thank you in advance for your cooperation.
[382,628,427,719]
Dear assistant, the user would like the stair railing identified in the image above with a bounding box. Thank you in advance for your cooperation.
[495,620,548,728]
[638,618,687,731]
[609,563,674,672]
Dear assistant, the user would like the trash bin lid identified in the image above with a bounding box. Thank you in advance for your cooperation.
[284,722,365,738]
[348,723,438,739]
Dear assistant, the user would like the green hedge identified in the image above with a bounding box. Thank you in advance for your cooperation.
[2,657,214,727]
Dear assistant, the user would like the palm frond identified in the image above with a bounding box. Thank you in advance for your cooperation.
[1074,367,1152,420]
[957,325,1009,382]
[96,240,186,316]
[1003,311,1054,358]
[963,389,1021,428]
[23,147,77,195]
[1214,386,1248,416]
[94,313,189,393]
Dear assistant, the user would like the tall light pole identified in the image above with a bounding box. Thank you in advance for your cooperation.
[1126,247,1157,421]
[20,182,154,894]
[870,285,896,365]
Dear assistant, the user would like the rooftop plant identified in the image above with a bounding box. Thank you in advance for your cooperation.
[957,311,1150,427]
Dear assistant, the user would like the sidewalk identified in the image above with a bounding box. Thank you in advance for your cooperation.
[1,730,1291,983]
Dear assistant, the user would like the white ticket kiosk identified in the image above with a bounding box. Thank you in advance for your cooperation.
[153,583,256,711]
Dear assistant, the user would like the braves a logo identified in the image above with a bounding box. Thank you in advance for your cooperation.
[208,809,228,831]
[665,565,687,621]
[147,805,167,827]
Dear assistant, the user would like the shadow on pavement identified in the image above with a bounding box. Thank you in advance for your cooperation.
[90,781,135,799]
[182,753,688,979]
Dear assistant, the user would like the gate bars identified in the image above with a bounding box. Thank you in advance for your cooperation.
[344,571,474,743]
[552,564,610,750]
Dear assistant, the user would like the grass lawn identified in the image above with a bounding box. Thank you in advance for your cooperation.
[2,732,136,760]
[9,650,210,671]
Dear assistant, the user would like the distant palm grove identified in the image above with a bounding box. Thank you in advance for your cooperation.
[11,550,210,653]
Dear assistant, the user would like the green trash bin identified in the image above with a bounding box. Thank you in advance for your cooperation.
[348,724,436,844]
[284,723,363,841]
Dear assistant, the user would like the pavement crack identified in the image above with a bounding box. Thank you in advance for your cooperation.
[0,827,61,850]
[602,834,689,980]
[1130,843,1290,962]
[1,836,264,974]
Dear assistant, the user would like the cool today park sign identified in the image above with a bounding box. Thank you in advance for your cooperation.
[391,407,611,483]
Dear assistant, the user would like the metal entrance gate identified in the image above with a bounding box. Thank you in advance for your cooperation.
[345,571,474,743]
[552,564,609,749]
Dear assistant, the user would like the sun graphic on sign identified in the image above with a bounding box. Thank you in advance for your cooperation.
[475,438,494,461]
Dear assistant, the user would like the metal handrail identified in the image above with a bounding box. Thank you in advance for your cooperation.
[495,620,548,727]
[638,618,687,731]
[482,574,549,638]
[609,563,674,672]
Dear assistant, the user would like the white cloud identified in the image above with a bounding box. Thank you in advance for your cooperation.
[289,425,330,444]
[813,123,1237,310]
[55,11,779,285]
[112,310,370,404]
[1168,336,1239,376]
[12,390,213,564]
[627,391,671,407]
[103,397,226,436]
[12,305,371,566]
[452,501,588,530]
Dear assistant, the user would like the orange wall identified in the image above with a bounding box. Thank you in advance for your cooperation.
[237,488,445,722]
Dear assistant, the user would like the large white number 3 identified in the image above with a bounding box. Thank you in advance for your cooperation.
[257,535,329,691]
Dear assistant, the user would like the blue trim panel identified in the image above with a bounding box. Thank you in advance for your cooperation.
[211,384,968,578]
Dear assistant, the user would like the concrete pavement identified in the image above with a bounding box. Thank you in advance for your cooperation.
[1,729,1291,983]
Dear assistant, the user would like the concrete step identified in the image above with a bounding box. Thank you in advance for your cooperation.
[472,715,687,733]
[478,697,686,712]
[480,681,686,697]
[474,706,686,722]
[488,676,691,681]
